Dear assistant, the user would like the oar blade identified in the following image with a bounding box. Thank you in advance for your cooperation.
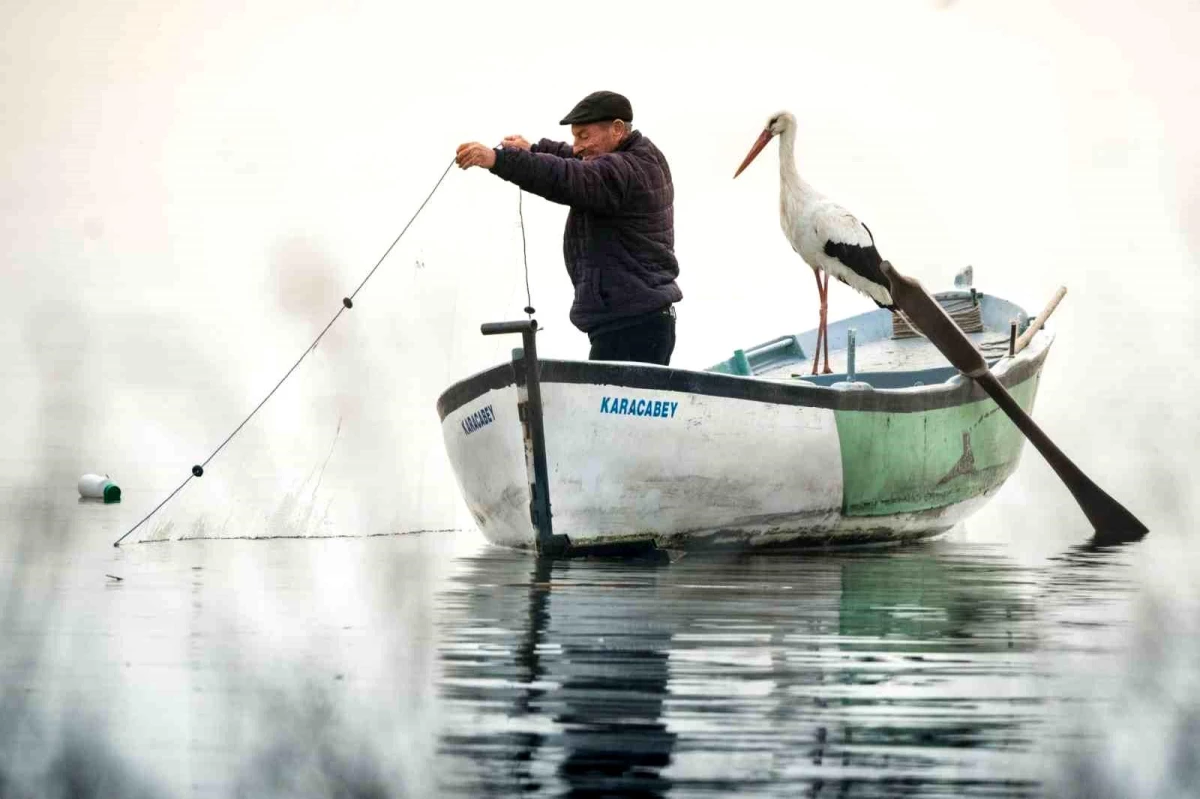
[1074,476,1150,545]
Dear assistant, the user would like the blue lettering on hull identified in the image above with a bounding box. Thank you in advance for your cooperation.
[598,396,679,418]
[461,404,495,434]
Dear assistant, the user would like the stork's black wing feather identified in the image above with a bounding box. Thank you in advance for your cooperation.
[822,226,893,310]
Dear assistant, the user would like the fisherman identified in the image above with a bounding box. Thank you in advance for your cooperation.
[455,90,682,366]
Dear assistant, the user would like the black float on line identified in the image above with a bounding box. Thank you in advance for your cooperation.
[113,158,459,547]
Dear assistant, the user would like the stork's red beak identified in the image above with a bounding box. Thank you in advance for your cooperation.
[734,129,774,178]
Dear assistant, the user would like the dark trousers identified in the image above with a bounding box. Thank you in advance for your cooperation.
[588,308,676,366]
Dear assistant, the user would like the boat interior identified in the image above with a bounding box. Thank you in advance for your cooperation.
[706,288,1034,389]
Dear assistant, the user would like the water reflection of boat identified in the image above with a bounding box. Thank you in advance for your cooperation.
[438,285,1051,553]
[438,552,677,796]
[435,543,1064,795]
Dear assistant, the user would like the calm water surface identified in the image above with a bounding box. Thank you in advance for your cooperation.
[6,1,1200,792]
[2,301,1195,798]
[3,493,1196,798]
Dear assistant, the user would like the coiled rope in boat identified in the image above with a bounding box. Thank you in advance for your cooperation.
[891,293,983,339]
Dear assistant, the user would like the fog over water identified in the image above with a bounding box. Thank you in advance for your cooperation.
[2,1,1198,796]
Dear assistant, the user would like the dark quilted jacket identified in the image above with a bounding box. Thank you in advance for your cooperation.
[490,130,682,334]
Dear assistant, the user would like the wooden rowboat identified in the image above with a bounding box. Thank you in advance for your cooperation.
[436,282,1049,555]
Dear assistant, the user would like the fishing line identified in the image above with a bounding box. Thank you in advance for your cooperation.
[134,527,465,544]
[518,188,534,319]
[113,158,456,547]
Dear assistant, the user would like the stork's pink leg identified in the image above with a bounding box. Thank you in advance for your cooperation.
[810,267,824,375]
[821,271,832,374]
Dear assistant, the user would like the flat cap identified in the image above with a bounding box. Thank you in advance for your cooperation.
[559,90,633,125]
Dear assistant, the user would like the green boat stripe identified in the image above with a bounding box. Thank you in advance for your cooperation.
[835,374,1041,517]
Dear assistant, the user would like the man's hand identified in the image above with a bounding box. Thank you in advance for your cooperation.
[501,135,532,151]
[455,142,496,170]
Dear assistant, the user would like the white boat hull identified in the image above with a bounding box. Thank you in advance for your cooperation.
[438,318,1051,552]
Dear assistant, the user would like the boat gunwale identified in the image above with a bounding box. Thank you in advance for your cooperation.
[436,328,1053,421]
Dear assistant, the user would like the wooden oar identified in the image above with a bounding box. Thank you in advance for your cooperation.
[878,261,1148,544]
[1014,285,1067,355]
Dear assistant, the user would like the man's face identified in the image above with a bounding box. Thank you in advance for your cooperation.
[571,121,625,160]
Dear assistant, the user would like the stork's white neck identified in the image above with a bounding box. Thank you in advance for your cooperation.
[778,125,818,206]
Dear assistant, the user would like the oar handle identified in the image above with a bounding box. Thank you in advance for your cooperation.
[1014,286,1067,355]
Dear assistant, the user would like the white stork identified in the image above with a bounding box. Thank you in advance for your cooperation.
[734,110,895,375]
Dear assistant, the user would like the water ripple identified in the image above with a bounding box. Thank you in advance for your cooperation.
[435,541,1142,797]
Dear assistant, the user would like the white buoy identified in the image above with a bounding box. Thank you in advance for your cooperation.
[79,473,121,503]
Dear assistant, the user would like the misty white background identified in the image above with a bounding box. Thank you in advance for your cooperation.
[4,0,1197,543]
[3,3,1199,796]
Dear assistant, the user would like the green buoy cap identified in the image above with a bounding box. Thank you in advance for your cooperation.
[103,483,121,503]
